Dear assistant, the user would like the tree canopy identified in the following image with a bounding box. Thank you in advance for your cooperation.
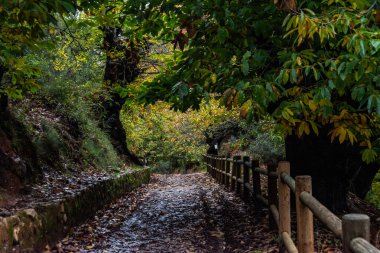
[2,0,380,164]
[130,0,380,163]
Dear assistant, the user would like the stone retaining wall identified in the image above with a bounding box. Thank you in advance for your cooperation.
[0,168,150,252]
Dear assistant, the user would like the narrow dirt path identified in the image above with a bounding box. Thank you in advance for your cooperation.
[53,173,278,253]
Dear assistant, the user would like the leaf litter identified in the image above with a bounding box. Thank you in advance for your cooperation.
[48,173,279,253]
[45,173,377,253]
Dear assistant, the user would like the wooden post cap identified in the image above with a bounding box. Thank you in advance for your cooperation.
[343,213,370,222]
[342,214,370,253]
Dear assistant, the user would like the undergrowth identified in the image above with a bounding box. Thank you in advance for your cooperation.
[366,171,380,208]
[35,75,122,170]
[15,47,123,171]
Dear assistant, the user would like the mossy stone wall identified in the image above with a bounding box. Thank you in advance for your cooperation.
[0,168,150,252]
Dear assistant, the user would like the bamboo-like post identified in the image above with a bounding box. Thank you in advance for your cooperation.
[243,156,250,200]
[278,161,291,253]
[225,157,231,188]
[295,176,314,253]
[251,159,261,204]
[231,156,239,192]
[236,156,242,195]
[342,214,370,253]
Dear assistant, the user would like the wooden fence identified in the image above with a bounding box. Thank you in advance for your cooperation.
[204,155,380,253]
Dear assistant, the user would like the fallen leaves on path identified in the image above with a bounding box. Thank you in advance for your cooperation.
[49,173,279,253]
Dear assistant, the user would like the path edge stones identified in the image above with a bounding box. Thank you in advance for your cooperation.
[0,168,151,252]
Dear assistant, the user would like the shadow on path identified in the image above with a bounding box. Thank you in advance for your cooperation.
[102,173,278,253]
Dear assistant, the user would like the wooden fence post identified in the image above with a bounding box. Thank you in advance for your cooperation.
[278,161,291,253]
[205,156,208,174]
[243,156,250,200]
[251,159,261,204]
[216,158,220,183]
[268,162,278,230]
[219,158,223,183]
[342,214,370,253]
[214,157,217,180]
[222,157,226,185]
[231,156,239,192]
[212,157,216,179]
[225,157,231,188]
[209,156,212,176]
[236,156,242,195]
[295,176,314,253]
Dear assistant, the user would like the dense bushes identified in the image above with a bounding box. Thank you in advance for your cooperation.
[366,171,380,208]
[121,99,239,172]
[13,20,123,171]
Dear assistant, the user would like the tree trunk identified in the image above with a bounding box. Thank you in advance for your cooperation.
[286,132,379,212]
[0,93,8,113]
[102,27,143,165]
[0,64,8,113]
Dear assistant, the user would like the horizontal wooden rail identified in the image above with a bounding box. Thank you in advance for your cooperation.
[256,194,269,206]
[204,155,380,253]
[300,191,342,239]
[280,172,295,193]
[351,238,379,253]
[270,204,280,228]
[282,232,298,253]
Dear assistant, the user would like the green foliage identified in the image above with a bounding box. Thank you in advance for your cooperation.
[125,0,380,164]
[34,120,65,163]
[121,99,238,172]
[22,15,121,170]
[227,117,285,163]
[366,171,380,208]
[0,0,80,98]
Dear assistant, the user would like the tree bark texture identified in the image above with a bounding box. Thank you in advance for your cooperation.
[286,131,379,212]
[0,64,8,113]
[102,27,143,165]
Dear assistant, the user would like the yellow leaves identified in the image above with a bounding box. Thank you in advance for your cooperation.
[210,73,217,84]
[330,126,346,144]
[283,8,338,46]
[286,87,302,96]
[308,100,318,112]
[240,99,251,118]
[347,129,356,145]
[281,107,296,125]
[122,97,239,164]
[296,56,302,66]
[297,121,310,136]
[309,120,319,135]
[296,120,319,137]
[330,125,359,145]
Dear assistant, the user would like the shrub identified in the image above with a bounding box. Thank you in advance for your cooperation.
[366,171,380,208]
[229,117,285,164]
[121,99,239,173]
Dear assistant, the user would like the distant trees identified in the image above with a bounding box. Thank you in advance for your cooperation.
[121,99,238,172]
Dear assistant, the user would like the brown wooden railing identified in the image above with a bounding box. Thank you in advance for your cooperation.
[204,155,380,253]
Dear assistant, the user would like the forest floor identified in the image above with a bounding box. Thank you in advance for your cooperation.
[46,173,356,253]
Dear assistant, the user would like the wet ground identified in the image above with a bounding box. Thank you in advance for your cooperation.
[54,173,278,253]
